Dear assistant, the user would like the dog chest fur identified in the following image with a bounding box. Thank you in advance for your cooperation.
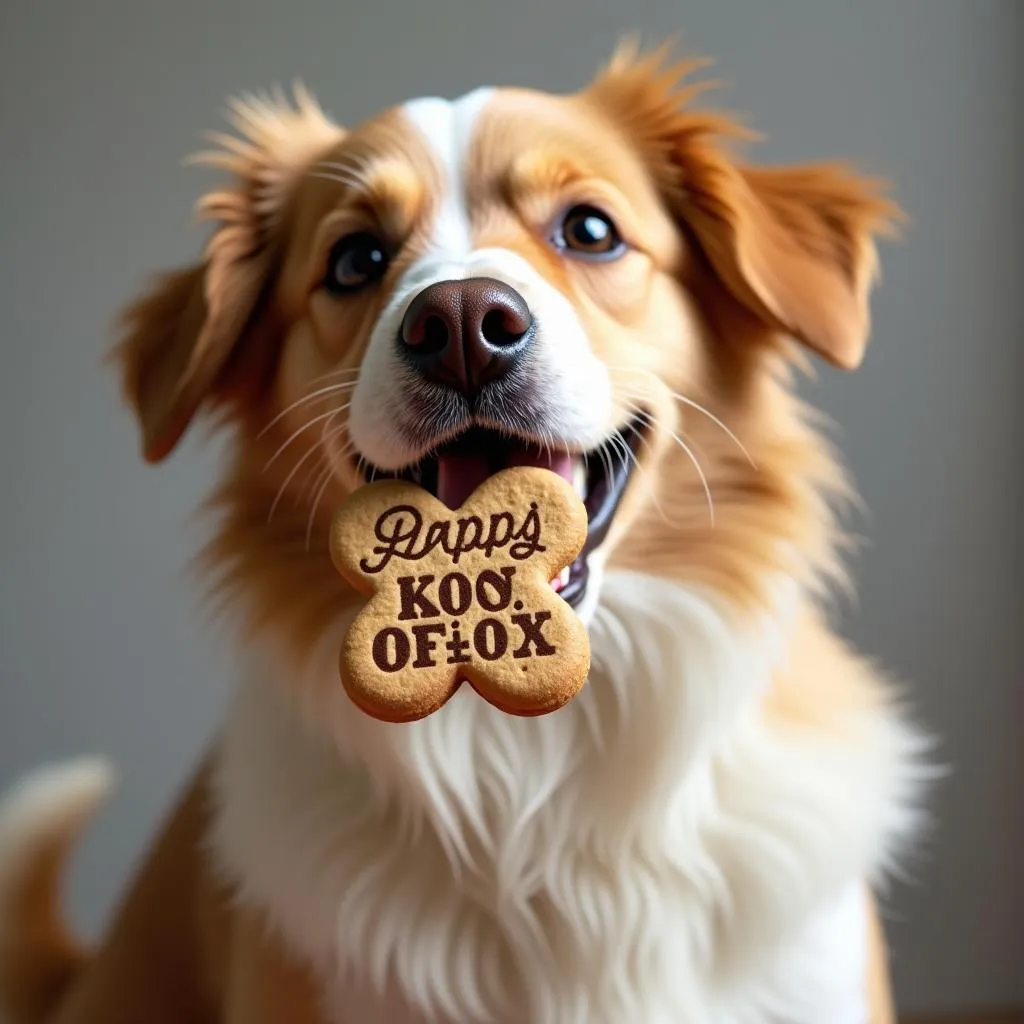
[209,571,921,1024]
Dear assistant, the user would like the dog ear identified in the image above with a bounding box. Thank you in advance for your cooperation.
[679,160,899,370]
[587,43,900,369]
[113,86,343,462]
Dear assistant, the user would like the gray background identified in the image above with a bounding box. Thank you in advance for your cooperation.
[1,0,1021,1015]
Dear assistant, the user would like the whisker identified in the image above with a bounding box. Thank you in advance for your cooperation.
[306,366,362,386]
[621,397,716,525]
[263,403,351,471]
[617,402,683,528]
[652,427,715,527]
[309,170,364,190]
[667,434,715,525]
[596,438,615,496]
[331,438,358,482]
[611,425,671,523]
[314,160,367,181]
[311,160,364,178]
[606,364,756,469]
[622,396,715,478]
[314,160,352,171]
[268,436,330,523]
[294,451,329,508]
[305,462,336,551]
[665,389,757,469]
[267,417,348,524]
[608,429,630,475]
[301,435,358,552]
[619,432,647,483]
[314,435,357,502]
[257,382,358,438]
[295,428,358,509]
[619,400,662,446]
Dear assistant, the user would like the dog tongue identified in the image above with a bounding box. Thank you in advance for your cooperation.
[436,446,575,509]
[508,446,575,480]
[436,454,491,509]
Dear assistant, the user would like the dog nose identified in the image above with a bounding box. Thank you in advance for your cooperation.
[399,277,534,394]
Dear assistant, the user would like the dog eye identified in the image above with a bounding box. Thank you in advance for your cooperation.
[324,232,391,294]
[556,205,624,258]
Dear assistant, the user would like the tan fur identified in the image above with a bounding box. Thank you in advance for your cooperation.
[0,794,90,1023]
[2,45,903,1022]
[7,765,320,1024]
[111,88,344,463]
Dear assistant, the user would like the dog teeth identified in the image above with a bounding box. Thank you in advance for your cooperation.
[550,566,571,592]
[572,458,587,499]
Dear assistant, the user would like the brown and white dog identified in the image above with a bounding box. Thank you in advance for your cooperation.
[0,44,925,1024]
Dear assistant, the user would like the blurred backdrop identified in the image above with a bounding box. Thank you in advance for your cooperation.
[1,0,1021,1016]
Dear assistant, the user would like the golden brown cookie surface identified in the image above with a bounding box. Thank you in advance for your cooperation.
[330,467,590,722]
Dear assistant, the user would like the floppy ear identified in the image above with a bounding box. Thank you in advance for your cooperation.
[679,160,898,369]
[113,87,343,462]
[587,43,900,369]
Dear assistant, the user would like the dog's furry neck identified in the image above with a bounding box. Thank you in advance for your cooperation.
[209,569,920,1023]
[200,368,920,1022]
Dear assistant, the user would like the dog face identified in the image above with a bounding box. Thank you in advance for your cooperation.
[115,47,896,633]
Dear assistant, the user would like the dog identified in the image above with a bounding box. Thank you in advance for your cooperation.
[0,43,926,1024]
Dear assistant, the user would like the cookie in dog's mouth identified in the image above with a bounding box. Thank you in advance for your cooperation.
[358,415,648,609]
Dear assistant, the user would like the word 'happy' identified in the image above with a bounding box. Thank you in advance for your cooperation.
[359,503,545,574]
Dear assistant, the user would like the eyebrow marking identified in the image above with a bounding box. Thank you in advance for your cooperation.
[401,88,494,260]
[506,151,594,195]
[310,152,427,244]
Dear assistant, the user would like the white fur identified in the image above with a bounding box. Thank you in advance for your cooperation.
[403,92,490,260]
[347,92,614,470]
[210,571,923,1023]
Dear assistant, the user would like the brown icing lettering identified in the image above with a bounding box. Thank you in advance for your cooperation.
[372,627,410,673]
[445,623,472,664]
[508,504,542,560]
[331,467,591,722]
[437,572,472,616]
[359,504,546,574]
[473,618,508,662]
[475,567,515,612]
[390,568,518,621]
[370,612,556,672]
[511,611,556,658]
[397,575,439,621]
[411,622,446,668]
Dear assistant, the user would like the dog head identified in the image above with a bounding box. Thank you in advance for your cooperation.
[114,45,897,644]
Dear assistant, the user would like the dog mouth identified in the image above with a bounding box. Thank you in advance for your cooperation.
[359,415,648,609]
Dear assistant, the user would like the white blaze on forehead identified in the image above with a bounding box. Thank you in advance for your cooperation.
[401,88,494,260]
[349,85,614,470]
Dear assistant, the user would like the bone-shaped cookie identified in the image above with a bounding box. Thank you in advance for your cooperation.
[329,466,591,723]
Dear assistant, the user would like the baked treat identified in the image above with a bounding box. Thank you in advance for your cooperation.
[329,467,590,722]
